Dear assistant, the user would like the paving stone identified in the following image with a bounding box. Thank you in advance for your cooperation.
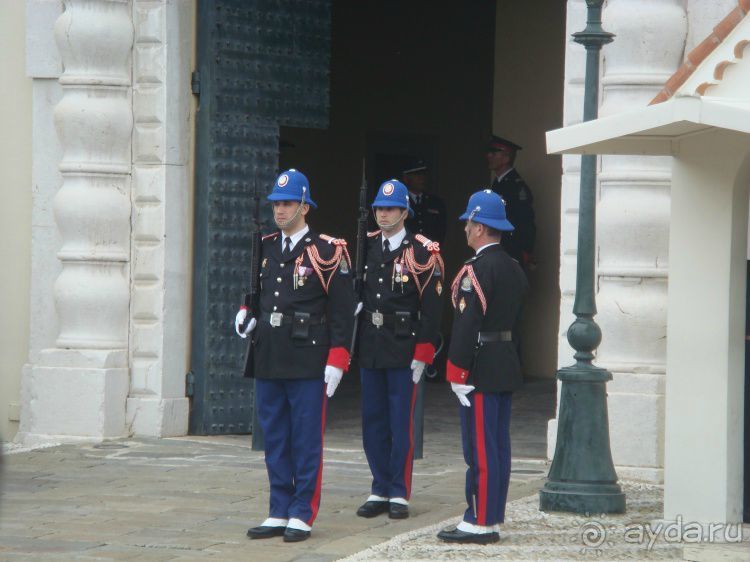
[0,380,555,560]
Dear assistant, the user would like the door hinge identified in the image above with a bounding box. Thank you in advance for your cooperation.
[191,70,200,95]
[186,371,195,398]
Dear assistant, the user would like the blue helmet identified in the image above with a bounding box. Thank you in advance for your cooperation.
[459,189,514,231]
[371,179,414,218]
[267,169,318,209]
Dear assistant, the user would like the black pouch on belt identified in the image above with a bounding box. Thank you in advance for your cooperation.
[291,312,311,339]
[394,311,413,337]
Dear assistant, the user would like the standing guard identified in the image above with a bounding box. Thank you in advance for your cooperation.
[355,179,444,520]
[233,169,355,543]
[402,160,447,244]
[487,135,537,271]
[437,189,527,545]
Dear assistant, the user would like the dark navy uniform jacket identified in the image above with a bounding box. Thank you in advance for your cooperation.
[491,169,536,264]
[405,192,447,245]
[243,229,355,379]
[358,231,444,369]
[446,244,527,393]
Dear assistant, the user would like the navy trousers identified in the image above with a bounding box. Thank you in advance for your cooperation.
[360,367,417,500]
[459,391,512,526]
[255,377,327,526]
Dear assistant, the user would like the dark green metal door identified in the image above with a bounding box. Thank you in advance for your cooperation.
[189,0,331,435]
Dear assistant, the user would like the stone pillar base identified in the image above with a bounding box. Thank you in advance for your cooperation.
[126,396,190,437]
[17,349,129,444]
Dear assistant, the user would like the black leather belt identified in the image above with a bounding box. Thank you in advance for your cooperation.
[364,310,420,327]
[478,330,513,343]
[260,312,326,327]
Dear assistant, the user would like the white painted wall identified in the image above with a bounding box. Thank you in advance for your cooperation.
[552,0,747,483]
[0,0,33,442]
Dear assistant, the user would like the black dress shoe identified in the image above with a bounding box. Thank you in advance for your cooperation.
[283,527,311,542]
[388,502,409,519]
[437,525,499,544]
[246,525,286,539]
[356,500,390,518]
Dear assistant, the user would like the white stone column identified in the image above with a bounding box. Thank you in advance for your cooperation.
[18,0,134,443]
[594,0,687,482]
[551,0,687,482]
[126,0,192,437]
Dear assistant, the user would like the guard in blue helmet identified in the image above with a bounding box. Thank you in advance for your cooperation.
[353,179,444,520]
[233,168,355,542]
[437,189,528,545]
[266,168,318,209]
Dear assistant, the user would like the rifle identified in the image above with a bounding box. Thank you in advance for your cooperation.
[242,176,264,378]
[349,159,368,359]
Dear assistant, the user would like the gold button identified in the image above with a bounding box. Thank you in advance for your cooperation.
[274,291,279,297]
[378,278,383,283]
[277,277,282,283]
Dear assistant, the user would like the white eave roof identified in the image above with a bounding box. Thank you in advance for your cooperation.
[546,96,750,156]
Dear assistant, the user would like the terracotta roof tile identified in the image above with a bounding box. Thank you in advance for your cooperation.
[650,1,749,105]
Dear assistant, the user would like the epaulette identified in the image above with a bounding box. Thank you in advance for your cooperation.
[414,233,440,254]
[367,230,381,238]
[305,234,352,293]
[318,233,348,246]
[262,232,280,241]
[451,264,487,314]
[402,235,445,299]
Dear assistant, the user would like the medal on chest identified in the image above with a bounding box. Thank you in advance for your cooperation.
[392,259,409,292]
[294,255,312,290]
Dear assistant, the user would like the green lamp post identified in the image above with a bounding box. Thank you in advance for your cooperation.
[538,0,626,514]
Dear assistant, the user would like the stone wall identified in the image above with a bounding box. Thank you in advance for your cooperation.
[551,0,743,482]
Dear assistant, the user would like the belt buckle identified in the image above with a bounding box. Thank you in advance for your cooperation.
[270,312,283,327]
[371,312,384,327]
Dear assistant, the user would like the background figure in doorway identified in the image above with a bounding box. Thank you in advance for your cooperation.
[403,160,447,245]
[487,135,537,273]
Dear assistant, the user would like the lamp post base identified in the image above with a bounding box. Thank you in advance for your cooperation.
[539,364,626,514]
[539,480,625,514]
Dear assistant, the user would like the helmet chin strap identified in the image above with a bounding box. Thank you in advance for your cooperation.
[275,201,306,230]
[376,209,408,232]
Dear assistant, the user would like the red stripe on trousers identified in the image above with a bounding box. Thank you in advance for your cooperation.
[404,382,418,499]
[473,393,488,525]
[307,389,328,526]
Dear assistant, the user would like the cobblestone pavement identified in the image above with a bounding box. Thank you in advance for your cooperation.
[0,380,555,561]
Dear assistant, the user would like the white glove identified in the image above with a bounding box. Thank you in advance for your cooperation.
[411,360,426,384]
[451,382,476,407]
[354,302,363,316]
[324,365,344,397]
[234,309,257,338]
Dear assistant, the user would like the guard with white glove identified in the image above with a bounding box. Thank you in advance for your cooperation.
[410,360,426,385]
[240,169,356,542]
[234,308,257,338]
[450,382,475,407]
[354,178,445,521]
[438,188,528,544]
[324,365,343,397]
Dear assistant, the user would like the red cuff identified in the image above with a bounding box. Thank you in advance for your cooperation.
[240,305,248,311]
[413,342,435,365]
[327,347,351,372]
[446,359,469,384]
